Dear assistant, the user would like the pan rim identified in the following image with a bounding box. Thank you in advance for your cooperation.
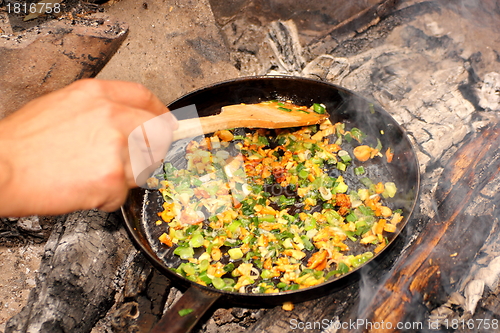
[121,75,421,301]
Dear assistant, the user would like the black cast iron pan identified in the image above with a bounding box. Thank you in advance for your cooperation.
[121,76,420,333]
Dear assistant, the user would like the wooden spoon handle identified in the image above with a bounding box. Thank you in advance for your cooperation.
[171,102,328,142]
[172,114,241,142]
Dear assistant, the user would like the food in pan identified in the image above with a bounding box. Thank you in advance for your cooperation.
[152,101,403,293]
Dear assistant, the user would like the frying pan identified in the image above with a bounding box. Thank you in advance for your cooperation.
[121,76,420,333]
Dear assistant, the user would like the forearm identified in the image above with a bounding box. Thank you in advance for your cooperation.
[0,145,16,216]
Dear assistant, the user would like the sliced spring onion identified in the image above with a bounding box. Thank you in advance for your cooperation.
[334,181,348,193]
[338,150,352,163]
[260,269,274,279]
[189,232,204,248]
[173,246,194,260]
[383,182,397,198]
[354,166,365,175]
[178,308,194,317]
[337,262,349,274]
[312,103,326,114]
[349,128,366,143]
[212,277,226,290]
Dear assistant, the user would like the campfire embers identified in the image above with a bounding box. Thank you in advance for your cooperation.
[0,216,50,244]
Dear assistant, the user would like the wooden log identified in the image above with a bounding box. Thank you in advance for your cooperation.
[342,125,500,332]
[306,1,442,58]
[98,254,172,333]
[243,287,357,333]
[4,210,136,333]
[306,0,401,56]
[322,0,400,37]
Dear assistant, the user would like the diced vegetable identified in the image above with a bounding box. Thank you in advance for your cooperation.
[312,103,326,114]
[282,302,295,311]
[353,145,376,162]
[189,232,204,248]
[178,308,194,317]
[383,182,397,198]
[354,166,365,175]
[212,277,226,289]
[385,147,394,163]
[174,246,194,260]
[349,128,366,143]
[338,150,352,163]
[228,248,244,260]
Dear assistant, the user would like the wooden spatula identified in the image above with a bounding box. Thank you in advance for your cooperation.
[172,101,329,142]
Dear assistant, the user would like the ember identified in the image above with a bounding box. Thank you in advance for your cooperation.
[1,0,500,332]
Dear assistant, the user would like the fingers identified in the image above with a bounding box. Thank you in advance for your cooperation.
[62,80,179,198]
[104,103,177,140]
[74,78,179,139]
[71,79,179,188]
[72,79,180,189]
[67,80,179,206]
[71,79,172,117]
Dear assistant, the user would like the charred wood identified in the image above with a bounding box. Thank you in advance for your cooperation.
[5,210,135,333]
[0,216,55,246]
[99,255,171,333]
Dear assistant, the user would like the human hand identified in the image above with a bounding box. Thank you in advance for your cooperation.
[0,79,178,217]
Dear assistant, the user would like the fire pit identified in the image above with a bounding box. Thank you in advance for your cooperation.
[2,0,500,332]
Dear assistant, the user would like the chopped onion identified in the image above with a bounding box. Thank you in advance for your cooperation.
[319,187,332,200]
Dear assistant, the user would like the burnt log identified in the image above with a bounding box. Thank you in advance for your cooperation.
[342,125,500,332]
[98,253,172,333]
[4,210,136,333]
[4,207,173,333]
[310,0,401,43]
